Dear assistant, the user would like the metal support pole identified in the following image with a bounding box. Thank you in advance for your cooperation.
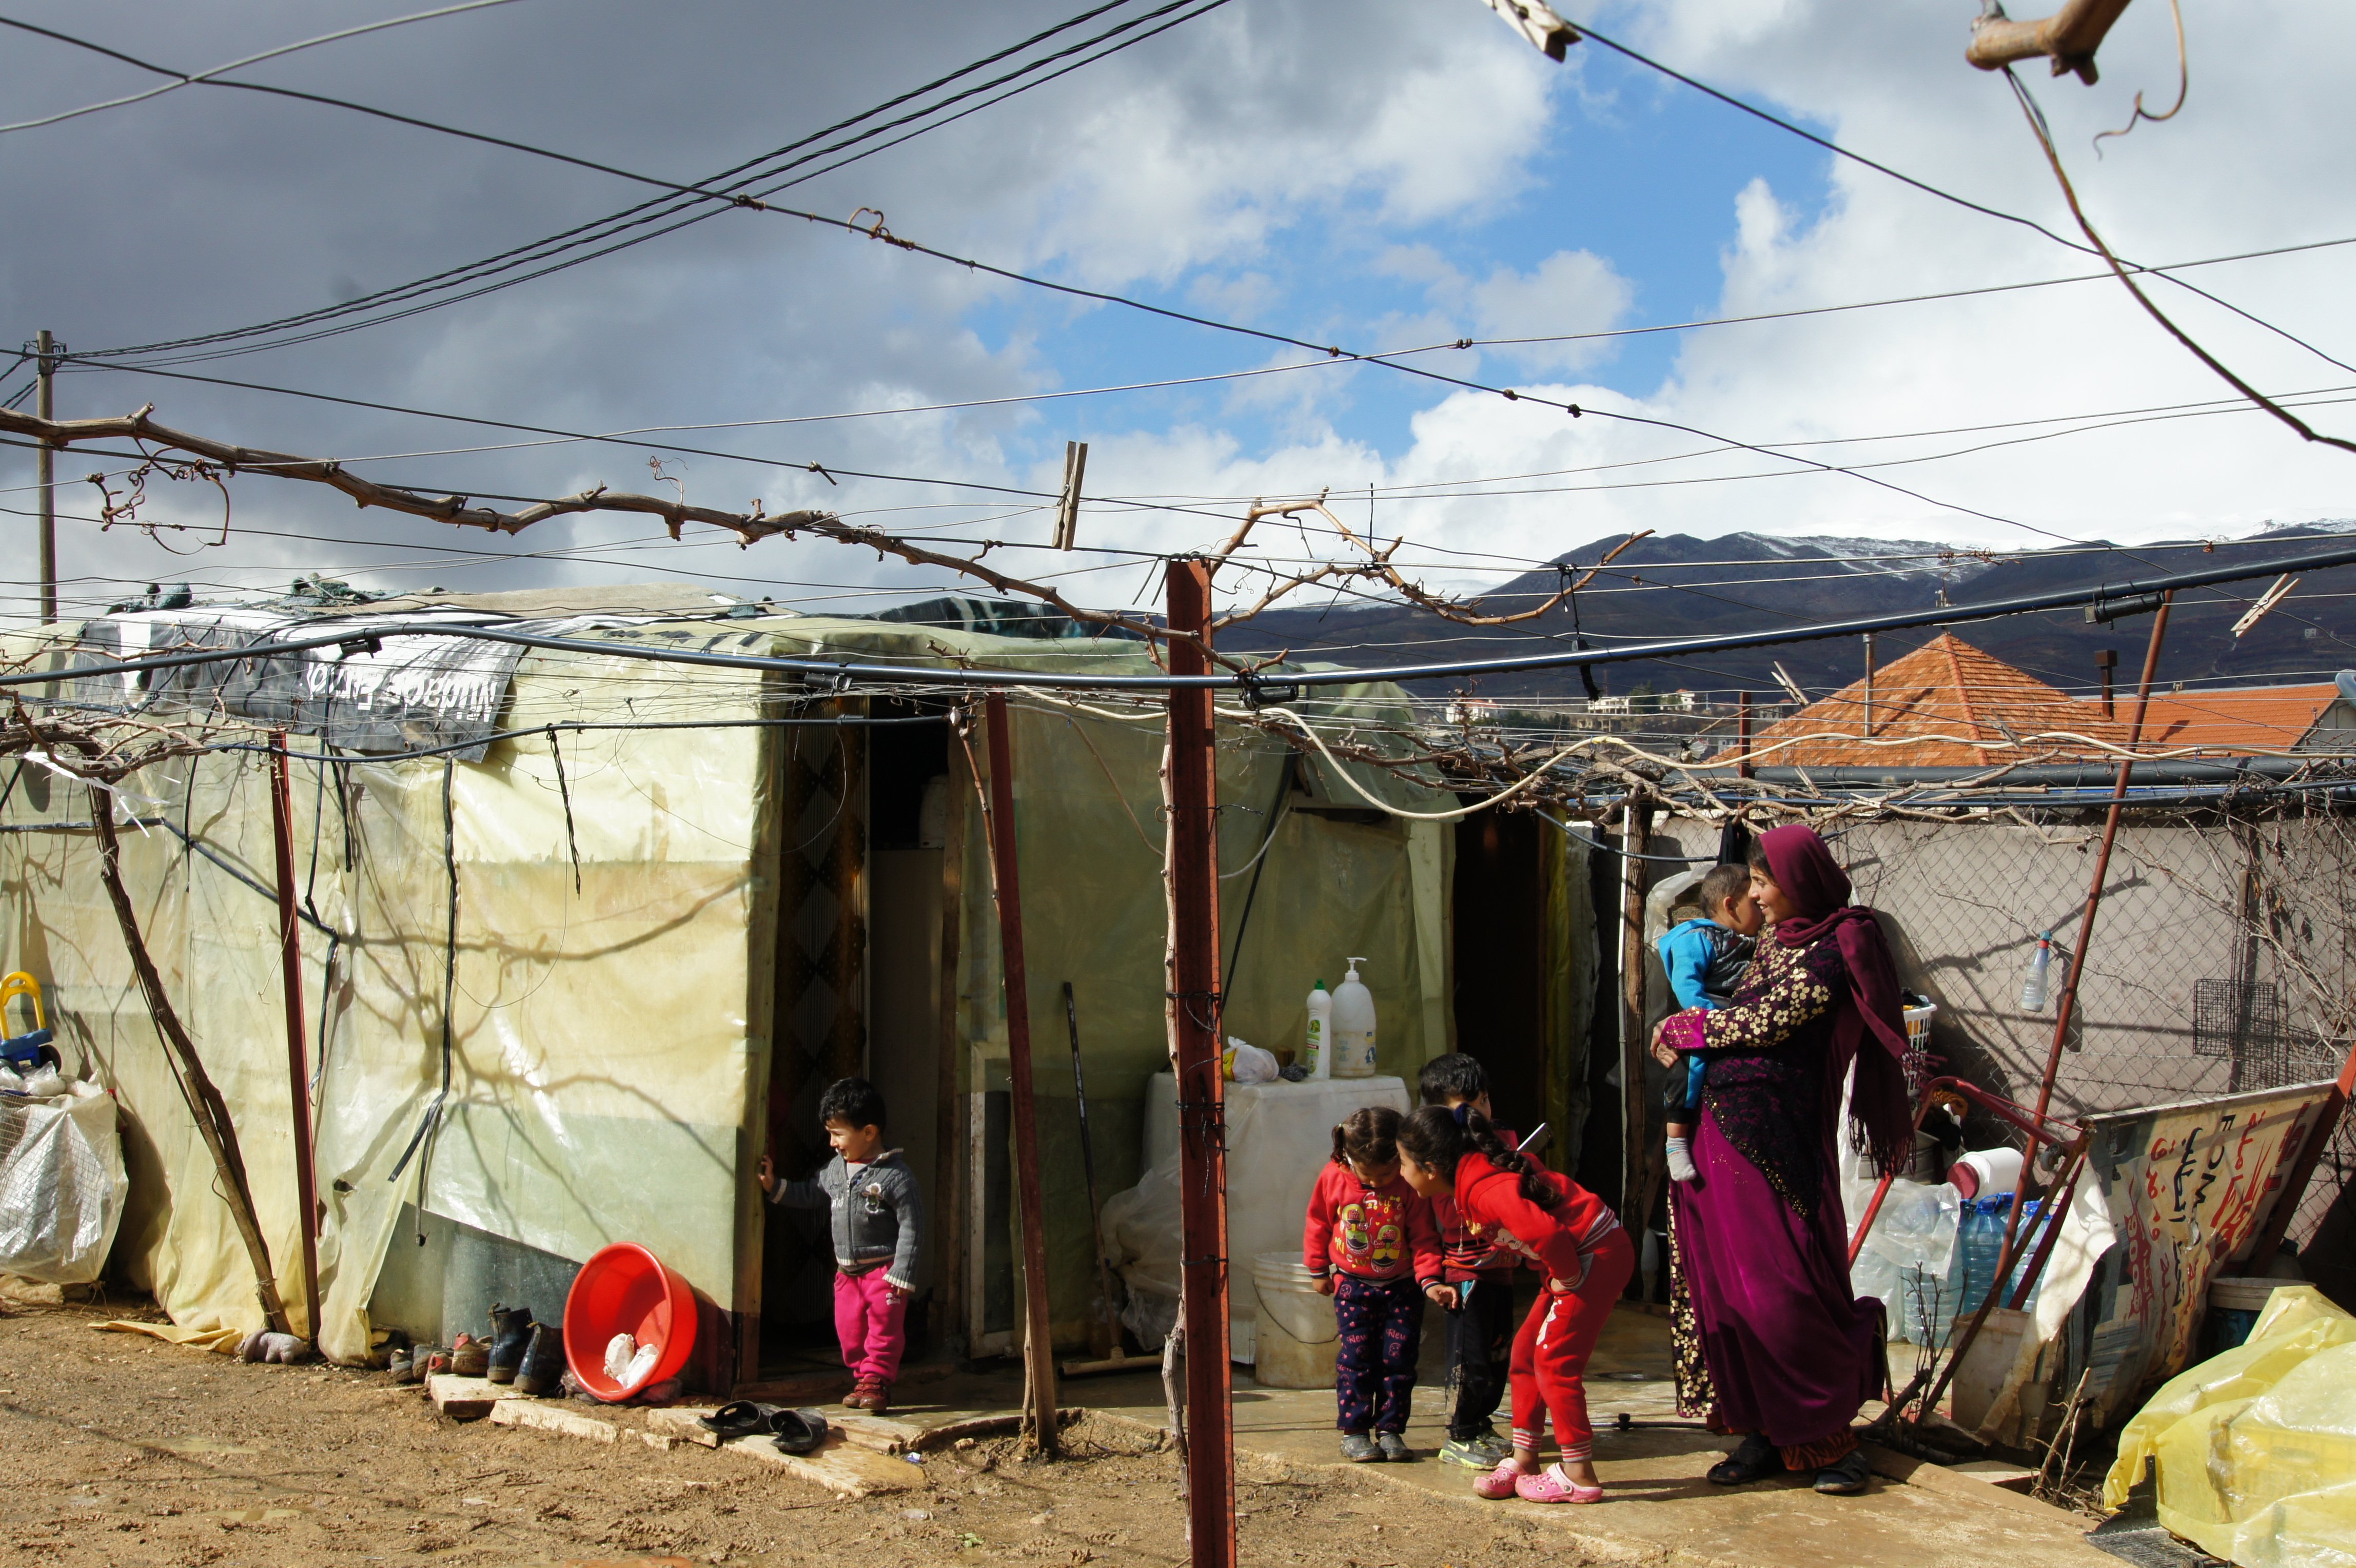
[982,694,1060,1456]
[34,329,57,626]
[268,733,324,1343]
[1735,692,1753,778]
[1618,799,1655,1246]
[1861,632,1876,736]
[1164,560,1234,1568]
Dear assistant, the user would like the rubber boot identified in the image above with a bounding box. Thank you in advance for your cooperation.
[486,1303,534,1385]
[514,1322,569,1397]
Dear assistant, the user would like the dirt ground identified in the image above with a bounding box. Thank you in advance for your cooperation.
[0,1299,1580,1568]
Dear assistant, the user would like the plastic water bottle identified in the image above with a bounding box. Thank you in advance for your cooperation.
[1303,981,1332,1080]
[2020,932,2054,1012]
[1331,958,1378,1078]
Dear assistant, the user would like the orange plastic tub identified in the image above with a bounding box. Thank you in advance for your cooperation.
[563,1243,697,1401]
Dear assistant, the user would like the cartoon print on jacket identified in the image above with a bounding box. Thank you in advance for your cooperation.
[1338,1193,1409,1267]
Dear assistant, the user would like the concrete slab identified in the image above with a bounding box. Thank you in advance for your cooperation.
[489,1399,619,1445]
[425,1373,512,1421]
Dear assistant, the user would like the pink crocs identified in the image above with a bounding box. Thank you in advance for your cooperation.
[1514,1465,1604,1504]
[1472,1459,1525,1500]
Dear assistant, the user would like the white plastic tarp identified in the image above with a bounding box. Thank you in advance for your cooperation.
[0,1080,128,1283]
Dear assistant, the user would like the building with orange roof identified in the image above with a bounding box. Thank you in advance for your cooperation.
[1748,633,2132,768]
[2130,682,2356,757]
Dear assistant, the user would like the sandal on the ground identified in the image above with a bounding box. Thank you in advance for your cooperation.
[770,1408,830,1456]
[698,1400,783,1440]
[1813,1447,1874,1495]
[1705,1433,1786,1486]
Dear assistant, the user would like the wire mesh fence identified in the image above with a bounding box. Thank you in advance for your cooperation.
[1655,791,2356,1285]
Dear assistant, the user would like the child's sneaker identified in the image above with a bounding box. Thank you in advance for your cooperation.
[1514,1465,1604,1504]
[1441,1428,1512,1468]
[1471,1459,1523,1499]
[1339,1432,1382,1463]
[1376,1432,1412,1462]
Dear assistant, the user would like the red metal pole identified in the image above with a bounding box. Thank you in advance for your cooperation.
[268,733,323,1345]
[1165,561,1234,1568]
[981,694,1062,1456]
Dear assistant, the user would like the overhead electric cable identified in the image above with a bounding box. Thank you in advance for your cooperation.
[0,1,531,135]
[72,0,1222,364]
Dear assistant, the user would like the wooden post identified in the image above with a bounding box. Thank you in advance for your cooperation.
[981,694,1059,1456]
[1164,560,1234,1568]
[268,734,324,1344]
[34,329,56,626]
[1618,800,1655,1249]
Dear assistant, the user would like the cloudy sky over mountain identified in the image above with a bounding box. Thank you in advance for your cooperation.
[3,0,2351,621]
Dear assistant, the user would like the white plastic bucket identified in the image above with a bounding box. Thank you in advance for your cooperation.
[1251,1252,1339,1389]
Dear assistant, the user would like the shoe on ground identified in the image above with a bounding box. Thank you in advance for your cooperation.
[1339,1432,1382,1463]
[1706,1432,1785,1486]
[1514,1465,1603,1504]
[1814,1448,1873,1495]
[1376,1433,1412,1462]
[1471,1458,1524,1499]
[485,1303,533,1385]
[512,1323,568,1397]
[449,1333,490,1379]
[1442,1431,1513,1468]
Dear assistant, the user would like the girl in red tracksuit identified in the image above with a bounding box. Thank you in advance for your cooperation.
[1303,1106,1448,1463]
[1397,1103,1633,1504]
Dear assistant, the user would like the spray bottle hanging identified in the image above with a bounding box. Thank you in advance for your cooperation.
[1330,958,1378,1079]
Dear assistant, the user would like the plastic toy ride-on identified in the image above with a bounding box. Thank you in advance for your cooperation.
[0,971,60,1073]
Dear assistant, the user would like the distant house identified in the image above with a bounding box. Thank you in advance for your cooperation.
[1444,697,1499,727]
[2130,682,2356,756]
[1749,633,2130,768]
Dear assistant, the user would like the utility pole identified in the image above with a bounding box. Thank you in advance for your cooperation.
[1164,560,1234,1568]
[1861,632,1877,737]
[34,330,58,625]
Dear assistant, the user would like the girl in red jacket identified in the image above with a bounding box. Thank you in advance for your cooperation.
[1397,1104,1632,1503]
[1304,1106,1449,1462]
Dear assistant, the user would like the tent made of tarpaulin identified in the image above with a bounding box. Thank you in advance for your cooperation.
[0,602,1458,1381]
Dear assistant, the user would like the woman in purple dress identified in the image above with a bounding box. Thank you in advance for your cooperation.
[1650,823,1913,1496]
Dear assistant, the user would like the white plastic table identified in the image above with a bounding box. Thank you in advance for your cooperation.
[1141,1071,1411,1362]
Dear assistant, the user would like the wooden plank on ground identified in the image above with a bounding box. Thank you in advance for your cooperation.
[426,1374,512,1421]
[715,1432,914,1497]
[490,1399,620,1444]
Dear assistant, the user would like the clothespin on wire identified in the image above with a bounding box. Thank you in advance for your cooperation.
[2230,574,2299,639]
[1052,441,1088,551]
[1480,0,1579,60]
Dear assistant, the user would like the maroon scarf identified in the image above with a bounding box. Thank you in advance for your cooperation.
[1758,824,1916,1177]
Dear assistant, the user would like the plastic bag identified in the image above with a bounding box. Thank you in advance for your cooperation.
[1100,1149,1182,1350]
[2104,1285,2356,1564]
[0,1080,128,1284]
[1223,1038,1278,1084]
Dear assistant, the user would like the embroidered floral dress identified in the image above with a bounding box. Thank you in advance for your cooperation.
[1662,929,1885,1459]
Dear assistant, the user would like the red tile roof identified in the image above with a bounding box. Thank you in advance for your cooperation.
[1751,634,2132,767]
[2131,684,2351,756]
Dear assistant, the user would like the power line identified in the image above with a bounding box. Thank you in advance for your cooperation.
[72,0,1221,365]
[1564,15,2356,380]
[0,1,531,135]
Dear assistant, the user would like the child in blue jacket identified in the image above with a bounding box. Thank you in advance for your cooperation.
[1655,863,1762,1184]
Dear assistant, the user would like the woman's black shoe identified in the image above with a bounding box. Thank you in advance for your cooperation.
[485,1303,534,1385]
[1705,1433,1786,1486]
[1814,1447,1874,1495]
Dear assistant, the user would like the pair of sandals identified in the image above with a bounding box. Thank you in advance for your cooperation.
[1705,1433,1873,1495]
[699,1401,830,1456]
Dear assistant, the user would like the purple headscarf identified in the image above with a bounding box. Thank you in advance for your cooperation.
[1757,825,1916,1176]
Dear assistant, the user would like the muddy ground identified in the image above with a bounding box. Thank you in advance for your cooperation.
[0,1299,1578,1568]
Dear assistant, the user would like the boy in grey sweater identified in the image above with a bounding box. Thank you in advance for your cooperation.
[759,1076,924,1412]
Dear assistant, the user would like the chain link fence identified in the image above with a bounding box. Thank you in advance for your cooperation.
[1654,792,2356,1296]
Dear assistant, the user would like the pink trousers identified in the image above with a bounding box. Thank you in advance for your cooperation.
[832,1267,907,1385]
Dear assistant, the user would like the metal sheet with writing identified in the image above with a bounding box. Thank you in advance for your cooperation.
[2076,1080,2335,1422]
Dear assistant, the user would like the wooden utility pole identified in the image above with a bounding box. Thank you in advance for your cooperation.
[268,735,325,1344]
[34,329,57,625]
[1164,560,1234,1568]
[981,695,1061,1455]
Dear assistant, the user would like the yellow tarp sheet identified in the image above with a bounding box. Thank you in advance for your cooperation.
[2104,1285,2356,1566]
